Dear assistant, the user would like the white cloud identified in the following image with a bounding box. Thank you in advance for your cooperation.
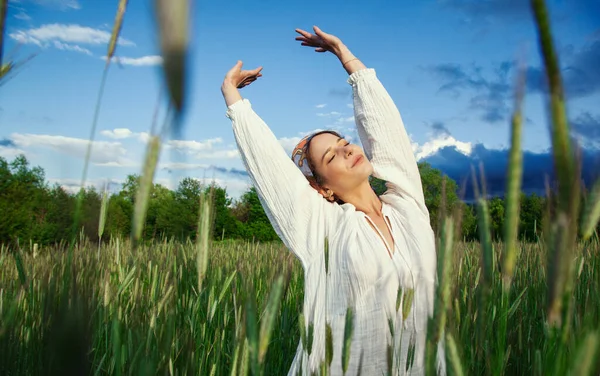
[9,23,134,48]
[317,111,342,117]
[100,128,134,139]
[10,133,132,166]
[315,106,355,128]
[0,145,26,159]
[346,103,353,108]
[102,55,163,66]
[414,134,473,161]
[47,177,123,194]
[315,103,327,108]
[100,128,238,159]
[278,136,303,155]
[14,12,31,21]
[167,138,223,153]
[33,0,81,10]
[191,177,250,199]
[164,138,240,160]
[49,174,247,200]
[138,132,151,143]
[335,116,355,124]
[195,149,240,159]
[9,30,42,46]
[160,162,209,171]
[95,160,137,167]
[100,128,151,143]
[53,40,92,55]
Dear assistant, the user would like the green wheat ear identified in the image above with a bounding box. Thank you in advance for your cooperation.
[342,307,354,374]
[258,274,285,364]
[581,180,600,241]
[325,323,333,368]
[197,188,213,291]
[107,0,128,61]
[131,136,161,247]
[531,0,582,332]
[502,65,526,289]
[97,185,109,259]
[446,333,464,376]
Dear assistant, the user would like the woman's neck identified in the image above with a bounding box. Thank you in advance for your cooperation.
[339,181,383,217]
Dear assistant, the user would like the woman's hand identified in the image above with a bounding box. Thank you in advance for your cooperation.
[221,61,263,106]
[294,26,345,56]
[223,60,263,89]
[295,26,365,75]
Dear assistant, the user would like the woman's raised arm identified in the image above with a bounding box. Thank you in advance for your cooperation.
[295,28,428,217]
[221,61,340,267]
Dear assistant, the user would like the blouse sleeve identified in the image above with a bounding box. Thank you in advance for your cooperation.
[348,68,429,217]
[226,98,339,267]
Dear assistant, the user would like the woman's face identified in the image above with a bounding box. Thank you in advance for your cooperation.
[307,132,373,197]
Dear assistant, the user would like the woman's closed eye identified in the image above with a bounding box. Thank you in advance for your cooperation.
[328,142,350,164]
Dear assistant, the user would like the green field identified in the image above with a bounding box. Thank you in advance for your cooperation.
[1,236,599,375]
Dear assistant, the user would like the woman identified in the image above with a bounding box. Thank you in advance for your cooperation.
[222,26,445,376]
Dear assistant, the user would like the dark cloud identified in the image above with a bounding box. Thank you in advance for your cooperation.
[561,40,600,98]
[210,166,248,177]
[524,40,600,98]
[0,138,16,147]
[429,62,513,124]
[571,112,600,148]
[424,143,600,201]
[428,39,600,125]
[431,121,451,137]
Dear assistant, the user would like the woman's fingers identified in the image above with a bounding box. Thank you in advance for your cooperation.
[225,61,262,88]
[313,25,327,37]
[237,69,262,88]
[295,28,313,38]
[297,37,321,47]
[237,78,256,88]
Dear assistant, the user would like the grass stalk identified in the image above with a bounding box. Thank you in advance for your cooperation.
[0,0,7,65]
[426,216,455,375]
[501,65,526,288]
[581,179,600,241]
[131,135,162,247]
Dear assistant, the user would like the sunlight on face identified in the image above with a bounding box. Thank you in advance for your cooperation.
[307,132,373,196]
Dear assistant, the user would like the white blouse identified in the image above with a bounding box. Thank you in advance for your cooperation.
[226,68,446,375]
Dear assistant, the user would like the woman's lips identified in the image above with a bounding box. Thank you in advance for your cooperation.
[352,155,363,167]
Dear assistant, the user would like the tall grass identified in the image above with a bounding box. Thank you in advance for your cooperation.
[0,237,598,374]
[0,239,301,375]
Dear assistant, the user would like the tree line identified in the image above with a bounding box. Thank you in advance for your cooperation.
[0,154,579,247]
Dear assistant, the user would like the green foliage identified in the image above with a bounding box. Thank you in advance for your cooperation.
[2,154,596,247]
[370,162,460,234]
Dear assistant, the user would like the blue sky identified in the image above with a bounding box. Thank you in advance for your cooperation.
[2,0,599,200]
